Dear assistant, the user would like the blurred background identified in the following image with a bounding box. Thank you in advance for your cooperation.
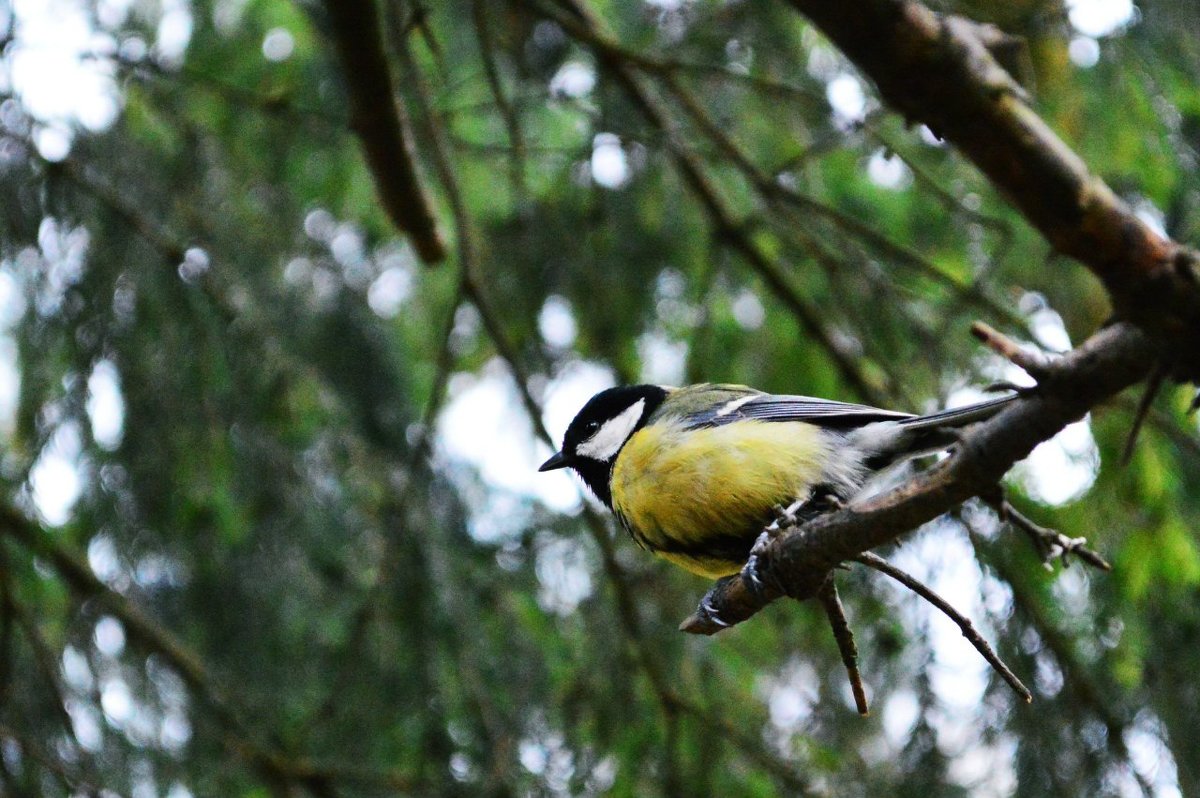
[1,0,1199,795]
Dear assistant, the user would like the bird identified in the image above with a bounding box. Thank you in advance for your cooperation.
[539,383,1016,579]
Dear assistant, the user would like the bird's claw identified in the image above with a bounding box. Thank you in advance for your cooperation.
[742,530,776,598]
[698,593,730,628]
[743,489,847,597]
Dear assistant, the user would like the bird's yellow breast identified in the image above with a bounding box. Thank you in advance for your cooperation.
[610,418,830,577]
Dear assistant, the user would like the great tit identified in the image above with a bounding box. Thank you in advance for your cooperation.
[539,384,1016,578]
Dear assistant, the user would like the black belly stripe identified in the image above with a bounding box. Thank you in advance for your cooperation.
[648,531,757,563]
[616,508,751,561]
[619,515,758,562]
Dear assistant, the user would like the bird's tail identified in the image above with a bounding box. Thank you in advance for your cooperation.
[861,393,1019,467]
[900,394,1018,433]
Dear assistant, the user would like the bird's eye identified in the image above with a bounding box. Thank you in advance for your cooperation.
[585,421,600,432]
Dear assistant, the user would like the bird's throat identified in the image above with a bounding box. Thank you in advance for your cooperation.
[572,458,614,508]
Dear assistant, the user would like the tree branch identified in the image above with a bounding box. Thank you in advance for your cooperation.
[854,552,1031,703]
[0,506,414,794]
[318,0,446,263]
[782,0,1200,379]
[681,321,1159,633]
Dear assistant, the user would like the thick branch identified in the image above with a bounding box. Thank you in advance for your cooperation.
[783,0,1200,378]
[682,321,1160,632]
[319,0,446,263]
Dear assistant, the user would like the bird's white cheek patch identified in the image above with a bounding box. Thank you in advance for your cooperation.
[577,399,646,461]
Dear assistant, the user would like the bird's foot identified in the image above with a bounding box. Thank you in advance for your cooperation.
[743,490,844,596]
[769,488,843,531]
[741,529,777,598]
[697,592,731,629]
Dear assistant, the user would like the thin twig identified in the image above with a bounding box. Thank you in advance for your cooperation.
[866,123,1013,238]
[987,498,1112,572]
[1110,395,1200,459]
[537,0,886,405]
[854,552,1031,703]
[406,3,448,76]
[470,0,526,199]
[818,580,870,716]
[970,321,1055,381]
[0,507,414,793]
[1120,360,1167,465]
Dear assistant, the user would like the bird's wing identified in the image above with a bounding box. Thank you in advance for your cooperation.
[681,393,914,430]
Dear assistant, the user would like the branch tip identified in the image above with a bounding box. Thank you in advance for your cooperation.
[819,581,870,716]
[970,321,1054,380]
[1120,362,1167,465]
[678,614,704,634]
[986,497,1111,571]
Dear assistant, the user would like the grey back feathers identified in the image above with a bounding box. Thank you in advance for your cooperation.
[683,391,1015,437]
[682,393,913,430]
[683,390,1019,479]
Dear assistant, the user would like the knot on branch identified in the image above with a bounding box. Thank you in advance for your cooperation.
[941,16,1030,101]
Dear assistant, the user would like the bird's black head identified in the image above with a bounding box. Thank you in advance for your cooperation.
[538,384,668,507]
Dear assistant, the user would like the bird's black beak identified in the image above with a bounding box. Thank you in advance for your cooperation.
[538,451,571,472]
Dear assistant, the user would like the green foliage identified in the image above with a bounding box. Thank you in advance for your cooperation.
[1,0,1199,796]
